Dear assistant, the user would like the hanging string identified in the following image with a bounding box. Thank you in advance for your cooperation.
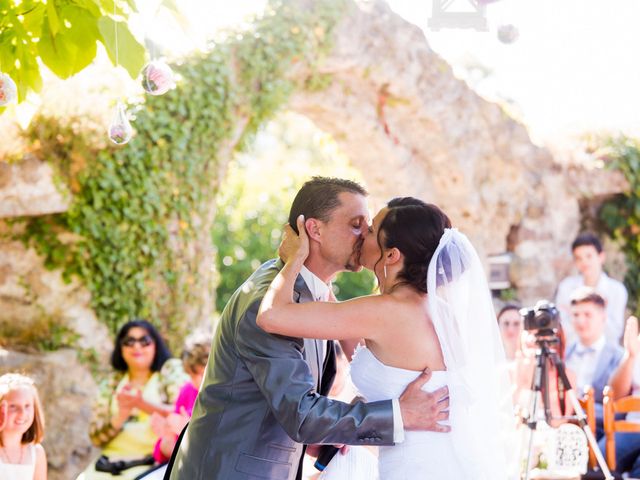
[108,0,133,145]
[114,0,119,68]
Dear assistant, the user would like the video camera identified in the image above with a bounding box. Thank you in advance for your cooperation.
[520,300,560,338]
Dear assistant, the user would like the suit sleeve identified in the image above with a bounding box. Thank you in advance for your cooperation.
[235,297,395,446]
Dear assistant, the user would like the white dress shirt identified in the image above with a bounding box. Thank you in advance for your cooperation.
[299,266,405,443]
[565,335,606,393]
[555,272,628,345]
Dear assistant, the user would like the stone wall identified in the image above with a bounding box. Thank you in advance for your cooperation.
[0,220,112,359]
[289,0,628,303]
[0,155,69,218]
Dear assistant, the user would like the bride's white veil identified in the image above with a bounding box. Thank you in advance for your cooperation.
[427,228,514,479]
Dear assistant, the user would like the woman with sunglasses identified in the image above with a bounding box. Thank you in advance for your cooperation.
[78,320,187,480]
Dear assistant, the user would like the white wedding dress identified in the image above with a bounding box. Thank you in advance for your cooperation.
[322,229,514,480]
[350,345,463,479]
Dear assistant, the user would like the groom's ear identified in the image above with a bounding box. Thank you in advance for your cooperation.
[305,218,322,242]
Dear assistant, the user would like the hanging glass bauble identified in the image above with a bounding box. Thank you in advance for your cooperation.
[0,72,18,107]
[140,60,175,96]
[497,24,519,44]
[108,101,133,145]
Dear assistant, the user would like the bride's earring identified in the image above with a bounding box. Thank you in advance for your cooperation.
[383,264,387,280]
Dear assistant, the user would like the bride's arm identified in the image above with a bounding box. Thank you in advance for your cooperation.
[328,288,363,360]
[257,216,388,341]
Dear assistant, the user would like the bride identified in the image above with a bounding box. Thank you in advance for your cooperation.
[257,197,512,479]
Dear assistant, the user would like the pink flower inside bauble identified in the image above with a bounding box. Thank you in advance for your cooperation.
[141,61,175,96]
[0,72,18,107]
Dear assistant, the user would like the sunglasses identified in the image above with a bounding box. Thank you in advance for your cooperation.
[121,335,154,348]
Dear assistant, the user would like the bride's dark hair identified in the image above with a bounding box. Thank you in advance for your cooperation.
[376,197,451,294]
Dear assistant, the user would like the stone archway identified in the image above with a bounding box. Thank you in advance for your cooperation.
[287,0,625,303]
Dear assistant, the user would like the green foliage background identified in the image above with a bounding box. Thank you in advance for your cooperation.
[0,0,146,108]
[213,115,376,312]
[599,136,640,316]
[9,0,349,349]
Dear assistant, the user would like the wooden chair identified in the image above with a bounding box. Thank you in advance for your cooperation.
[577,385,597,469]
[603,385,640,470]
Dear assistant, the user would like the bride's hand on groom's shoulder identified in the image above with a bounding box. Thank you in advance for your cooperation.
[278,215,309,264]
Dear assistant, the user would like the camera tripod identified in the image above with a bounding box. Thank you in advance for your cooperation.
[523,336,613,480]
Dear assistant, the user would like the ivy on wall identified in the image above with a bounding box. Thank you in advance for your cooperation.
[599,136,640,316]
[16,0,347,345]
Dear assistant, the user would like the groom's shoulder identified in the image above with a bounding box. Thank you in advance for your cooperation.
[227,259,281,306]
[247,258,282,288]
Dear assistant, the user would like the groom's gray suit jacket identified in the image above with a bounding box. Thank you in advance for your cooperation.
[167,259,394,480]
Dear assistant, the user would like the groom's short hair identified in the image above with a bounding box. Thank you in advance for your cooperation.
[288,177,367,234]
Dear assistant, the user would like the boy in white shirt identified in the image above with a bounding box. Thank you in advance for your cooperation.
[556,232,628,345]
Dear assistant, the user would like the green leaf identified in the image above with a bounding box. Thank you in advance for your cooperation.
[97,16,146,79]
[74,0,102,18]
[98,0,129,16]
[38,6,100,79]
[46,0,60,36]
[122,0,138,13]
[22,3,45,38]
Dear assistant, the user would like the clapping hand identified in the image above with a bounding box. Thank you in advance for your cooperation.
[116,384,142,418]
[150,412,169,437]
[278,215,310,264]
[166,407,190,435]
[624,316,640,358]
[151,407,189,438]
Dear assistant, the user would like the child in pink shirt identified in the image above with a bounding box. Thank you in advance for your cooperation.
[151,333,210,463]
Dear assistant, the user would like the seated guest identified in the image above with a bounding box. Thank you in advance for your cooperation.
[152,332,211,463]
[564,288,624,439]
[0,373,47,480]
[555,232,628,345]
[599,315,640,477]
[497,304,523,362]
[78,319,187,480]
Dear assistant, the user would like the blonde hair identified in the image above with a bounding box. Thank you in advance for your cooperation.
[181,332,212,374]
[0,373,45,445]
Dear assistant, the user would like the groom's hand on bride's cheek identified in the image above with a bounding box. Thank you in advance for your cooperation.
[398,368,451,433]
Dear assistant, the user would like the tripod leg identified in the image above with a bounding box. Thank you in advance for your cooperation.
[566,388,614,479]
[525,351,547,480]
[524,390,539,480]
[550,352,614,479]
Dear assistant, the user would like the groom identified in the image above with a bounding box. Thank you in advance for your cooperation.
[166,177,449,480]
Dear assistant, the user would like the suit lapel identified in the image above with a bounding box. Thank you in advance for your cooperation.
[320,341,336,396]
[292,270,323,390]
